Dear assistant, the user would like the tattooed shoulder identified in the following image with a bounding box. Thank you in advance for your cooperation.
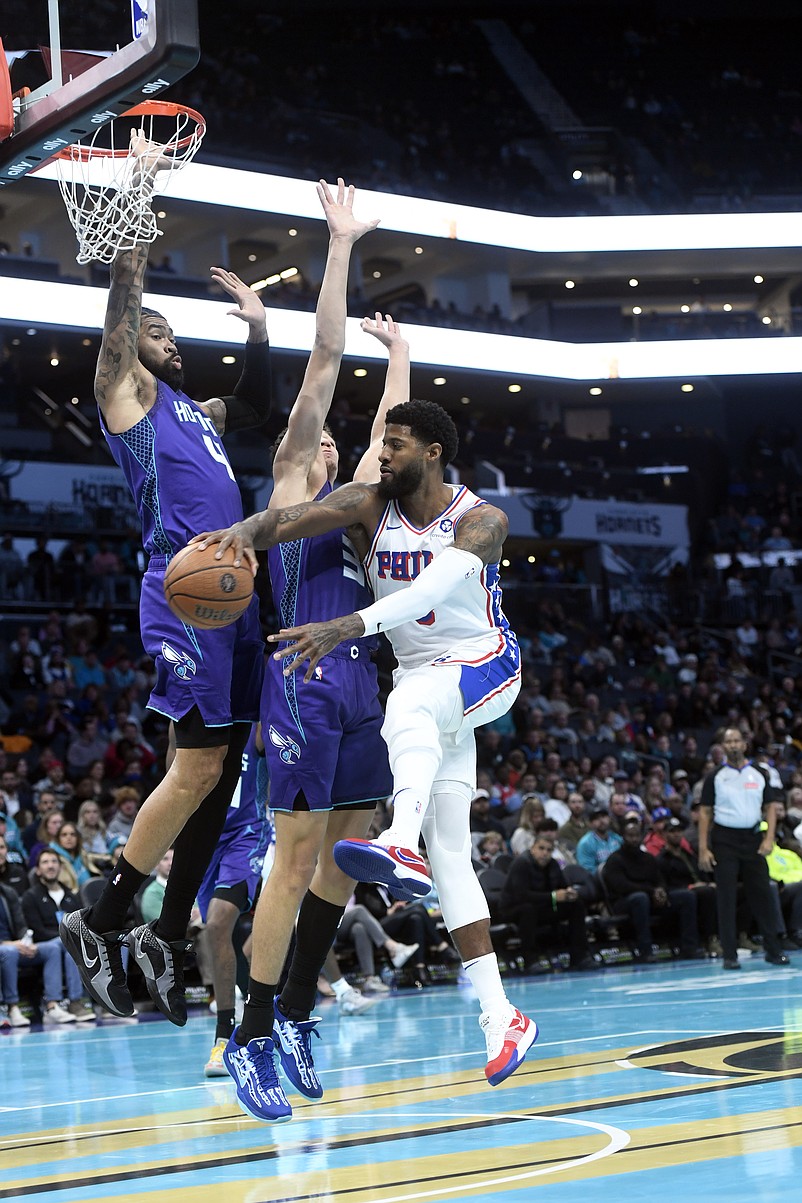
[454,504,508,564]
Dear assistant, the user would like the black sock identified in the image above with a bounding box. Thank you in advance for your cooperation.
[215,1007,236,1043]
[86,855,149,934]
[236,978,277,1045]
[156,727,250,943]
[278,891,345,1020]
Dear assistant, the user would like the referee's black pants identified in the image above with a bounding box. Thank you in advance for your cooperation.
[711,824,781,961]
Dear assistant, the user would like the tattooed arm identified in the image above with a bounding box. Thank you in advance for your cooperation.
[191,480,381,573]
[452,503,509,565]
[94,245,153,434]
[265,502,509,681]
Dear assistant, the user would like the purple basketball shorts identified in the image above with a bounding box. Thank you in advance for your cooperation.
[262,644,392,812]
[140,560,263,727]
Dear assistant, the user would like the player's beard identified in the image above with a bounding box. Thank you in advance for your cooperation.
[377,459,424,499]
[153,358,185,392]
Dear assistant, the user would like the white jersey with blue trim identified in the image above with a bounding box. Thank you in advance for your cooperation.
[363,484,516,671]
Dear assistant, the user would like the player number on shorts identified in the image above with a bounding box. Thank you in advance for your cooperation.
[203,434,236,482]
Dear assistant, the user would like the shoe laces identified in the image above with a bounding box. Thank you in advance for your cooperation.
[93,926,128,987]
[277,1016,320,1061]
[142,924,186,986]
[241,1039,281,1090]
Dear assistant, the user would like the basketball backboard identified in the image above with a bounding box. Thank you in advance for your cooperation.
[0,1,199,189]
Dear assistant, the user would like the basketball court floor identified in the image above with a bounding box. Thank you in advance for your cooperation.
[3,954,802,1202]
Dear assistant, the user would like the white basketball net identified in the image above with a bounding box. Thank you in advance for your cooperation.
[55,107,205,265]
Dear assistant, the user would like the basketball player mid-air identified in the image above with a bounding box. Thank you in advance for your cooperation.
[213,179,409,1124]
[195,396,538,1113]
[60,175,273,1025]
[196,722,272,1077]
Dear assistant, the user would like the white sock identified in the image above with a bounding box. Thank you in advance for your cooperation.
[463,953,508,1014]
[330,977,351,1000]
[378,787,430,850]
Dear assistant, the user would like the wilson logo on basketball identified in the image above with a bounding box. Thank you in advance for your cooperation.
[193,604,240,623]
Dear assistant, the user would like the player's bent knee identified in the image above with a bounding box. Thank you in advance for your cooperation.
[206,901,240,937]
[270,853,319,897]
[171,745,227,798]
[382,702,442,759]
[425,839,489,931]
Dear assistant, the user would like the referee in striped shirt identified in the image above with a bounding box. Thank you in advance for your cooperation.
[699,727,790,970]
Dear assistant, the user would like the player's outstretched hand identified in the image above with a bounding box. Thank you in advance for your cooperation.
[210,267,267,336]
[129,126,174,174]
[268,614,365,682]
[190,521,258,574]
[360,311,407,350]
[317,177,380,244]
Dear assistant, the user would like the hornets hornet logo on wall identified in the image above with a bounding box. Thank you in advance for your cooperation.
[269,725,301,765]
[161,641,197,680]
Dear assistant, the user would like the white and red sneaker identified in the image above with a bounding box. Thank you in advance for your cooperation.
[333,839,431,902]
[480,1003,538,1086]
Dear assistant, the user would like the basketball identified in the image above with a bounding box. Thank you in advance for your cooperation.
[163,543,254,629]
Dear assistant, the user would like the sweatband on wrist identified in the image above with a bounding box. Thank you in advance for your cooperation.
[220,338,273,431]
[356,546,483,636]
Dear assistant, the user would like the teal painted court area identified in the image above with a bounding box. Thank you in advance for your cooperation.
[3,956,802,1203]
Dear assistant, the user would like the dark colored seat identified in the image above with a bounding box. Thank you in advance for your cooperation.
[79,877,106,908]
[477,866,519,956]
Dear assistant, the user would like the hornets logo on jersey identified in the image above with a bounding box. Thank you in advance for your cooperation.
[268,725,301,764]
[161,641,197,679]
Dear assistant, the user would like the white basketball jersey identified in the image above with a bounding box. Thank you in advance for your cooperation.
[364,484,514,670]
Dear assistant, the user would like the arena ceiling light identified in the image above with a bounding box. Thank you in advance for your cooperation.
[637,465,690,475]
[30,162,802,254]
[4,278,802,381]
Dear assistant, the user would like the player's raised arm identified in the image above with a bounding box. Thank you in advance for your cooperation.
[94,243,150,423]
[94,129,172,429]
[198,268,272,437]
[271,179,379,502]
[352,313,410,484]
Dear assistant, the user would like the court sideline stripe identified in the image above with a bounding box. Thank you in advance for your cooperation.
[4,1069,802,1198]
[5,1112,802,1203]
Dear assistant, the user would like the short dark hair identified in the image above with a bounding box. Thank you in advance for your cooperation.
[271,422,333,463]
[385,399,459,467]
[141,307,168,323]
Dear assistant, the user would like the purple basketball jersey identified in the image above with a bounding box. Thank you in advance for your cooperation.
[266,481,376,633]
[101,380,264,728]
[264,481,390,811]
[100,381,244,555]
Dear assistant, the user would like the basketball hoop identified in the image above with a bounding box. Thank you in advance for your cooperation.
[54,100,206,265]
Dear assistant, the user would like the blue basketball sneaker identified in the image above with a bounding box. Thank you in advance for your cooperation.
[333,839,431,902]
[272,1002,323,1099]
[223,1031,292,1123]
